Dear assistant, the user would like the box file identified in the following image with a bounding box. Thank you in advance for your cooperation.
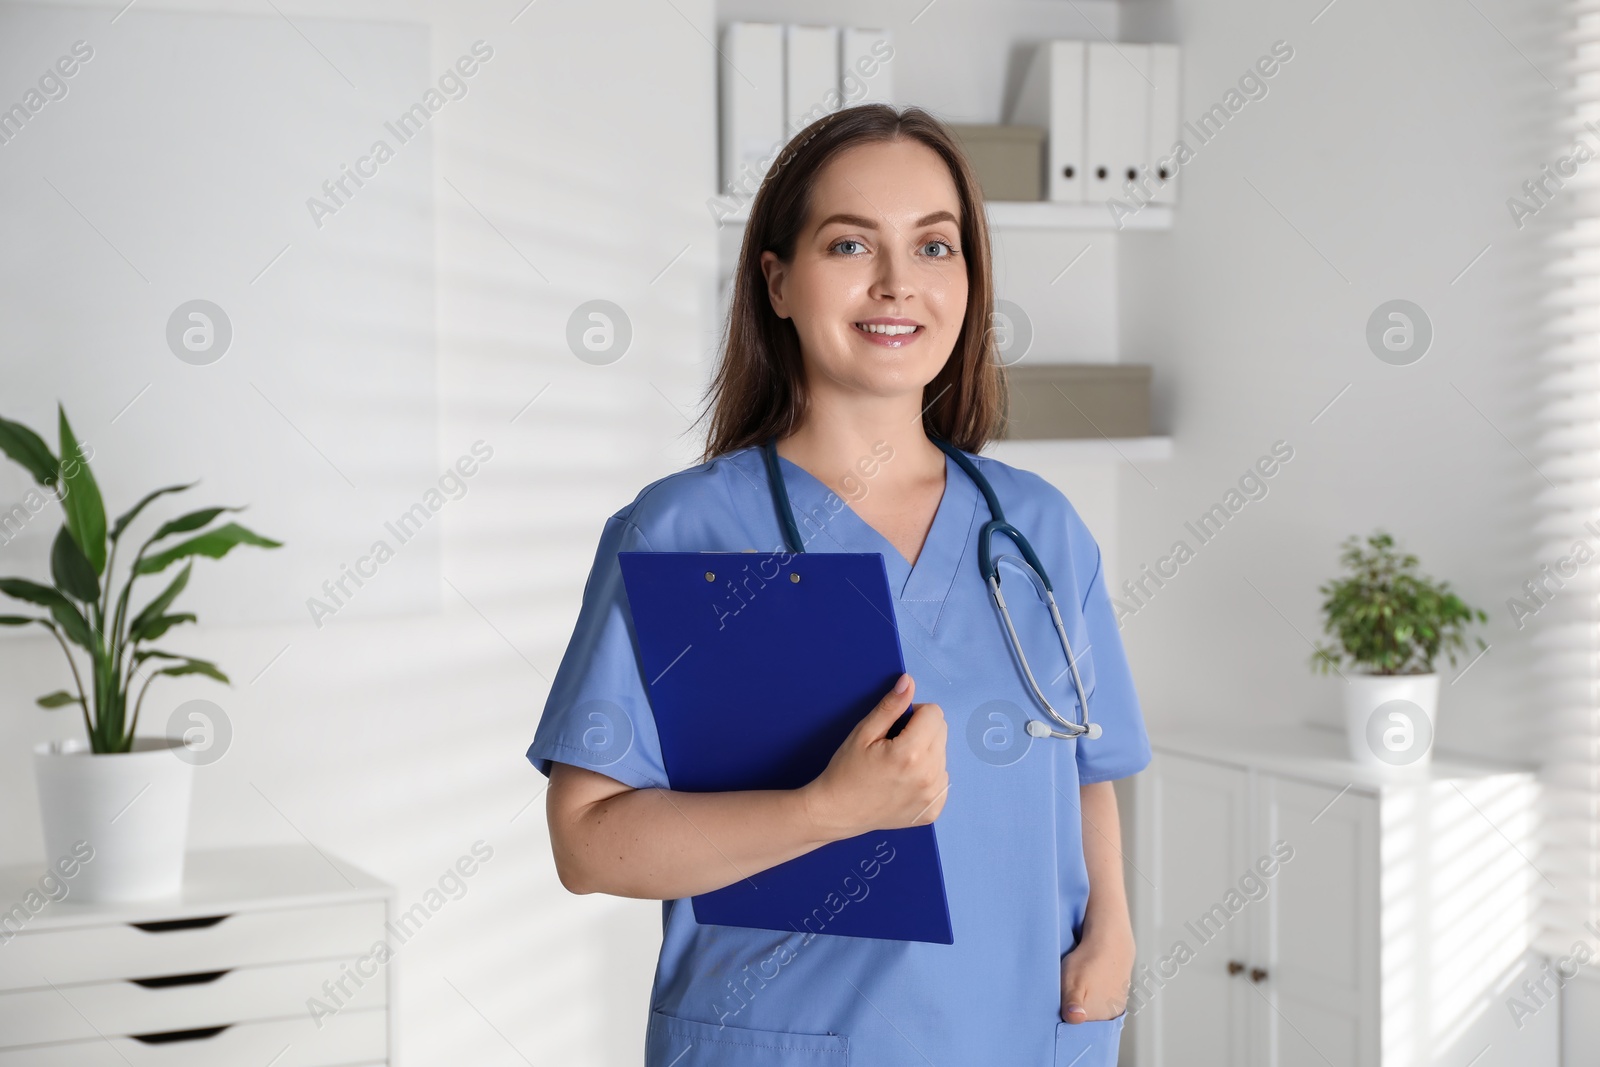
[719,23,785,195]
[785,25,840,135]
[1087,42,1150,205]
[1147,44,1182,204]
[1009,40,1088,203]
[840,27,894,106]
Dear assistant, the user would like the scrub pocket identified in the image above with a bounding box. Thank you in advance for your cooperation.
[1054,1010,1125,1067]
[646,1007,848,1067]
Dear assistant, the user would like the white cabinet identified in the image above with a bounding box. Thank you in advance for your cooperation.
[0,845,395,1066]
[1132,725,1542,1067]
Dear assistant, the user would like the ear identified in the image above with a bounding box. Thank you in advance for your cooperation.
[759,250,791,320]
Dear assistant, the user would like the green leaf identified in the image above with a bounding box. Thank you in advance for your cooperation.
[0,577,72,610]
[134,523,282,575]
[110,483,196,542]
[48,600,96,650]
[0,414,58,487]
[145,506,245,547]
[129,612,196,643]
[132,647,186,666]
[127,562,191,641]
[0,581,93,649]
[0,615,47,626]
[36,690,83,709]
[50,525,99,602]
[56,406,106,575]
[151,659,230,685]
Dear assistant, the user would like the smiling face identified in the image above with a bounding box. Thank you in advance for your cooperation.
[761,137,969,412]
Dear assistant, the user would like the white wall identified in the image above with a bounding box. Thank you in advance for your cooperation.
[0,0,1570,1062]
[0,0,712,1063]
[1117,0,1558,759]
[1117,0,1565,1060]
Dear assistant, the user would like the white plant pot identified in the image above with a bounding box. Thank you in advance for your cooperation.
[33,737,194,902]
[1342,672,1440,769]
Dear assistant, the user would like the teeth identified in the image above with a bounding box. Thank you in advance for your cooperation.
[857,323,918,336]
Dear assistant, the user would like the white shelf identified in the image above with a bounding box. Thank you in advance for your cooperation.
[986,200,1172,230]
[713,199,1173,232]
[982,435,1173,464]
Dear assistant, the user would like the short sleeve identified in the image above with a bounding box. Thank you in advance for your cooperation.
[1074,546,1153,784]
[525,515,669,791]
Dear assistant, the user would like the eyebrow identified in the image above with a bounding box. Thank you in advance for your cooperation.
[813,210,960,234]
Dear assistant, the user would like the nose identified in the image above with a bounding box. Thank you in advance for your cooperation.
[869,241,916,302]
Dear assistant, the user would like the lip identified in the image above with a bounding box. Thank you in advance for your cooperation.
[852,317,923,347]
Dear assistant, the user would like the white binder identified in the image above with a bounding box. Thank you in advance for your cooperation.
[719,22,784,195]
[1009,40,1087,203]
[1147,44,1182,205]
[1086,41,1150,206]
[786,25,840,136]
[840,27,894,106]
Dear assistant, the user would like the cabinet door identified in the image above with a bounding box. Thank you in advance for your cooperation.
[1136,753,1254,1067]
[1256,775,1378,1067]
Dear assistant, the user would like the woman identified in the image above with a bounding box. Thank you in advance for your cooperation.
[529,103,1152,1066]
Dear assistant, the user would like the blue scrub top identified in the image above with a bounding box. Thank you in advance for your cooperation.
[527,443,1152,1067]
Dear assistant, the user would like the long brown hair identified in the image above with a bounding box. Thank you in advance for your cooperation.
[695,104,1005,462]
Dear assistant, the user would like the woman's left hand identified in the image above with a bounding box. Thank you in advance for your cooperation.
[1060,920,1136,1023]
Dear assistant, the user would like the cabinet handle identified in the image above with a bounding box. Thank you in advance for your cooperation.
[1250,967,1268,983]
[130,1024,231,1045]
[129,914,231,933]
[1227,960,1244,975]
[130,969,231,989]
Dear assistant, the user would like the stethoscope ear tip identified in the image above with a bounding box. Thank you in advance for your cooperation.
[1085,723,1103,740]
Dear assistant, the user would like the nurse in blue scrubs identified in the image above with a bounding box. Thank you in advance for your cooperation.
[528,102,1152,1066]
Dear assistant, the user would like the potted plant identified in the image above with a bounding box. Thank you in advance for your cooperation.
[0,405,281,901]
[1309,530,1487,768]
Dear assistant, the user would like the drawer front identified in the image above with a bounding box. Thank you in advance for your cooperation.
[0,957,386,1048]
[0,1005,385,1066]
[0,901,386,991]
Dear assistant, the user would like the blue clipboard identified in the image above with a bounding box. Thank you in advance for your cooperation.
[617,550,954,945]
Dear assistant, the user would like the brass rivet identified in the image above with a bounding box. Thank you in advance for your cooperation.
[704,571,715,582]
[790,572,800,583]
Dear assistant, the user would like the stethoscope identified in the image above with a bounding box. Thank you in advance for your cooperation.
[762,435,1101,742]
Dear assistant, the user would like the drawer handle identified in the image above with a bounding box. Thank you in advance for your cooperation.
[131,969,232,989]
[129,914,232,933]
[130,1024,231,1045]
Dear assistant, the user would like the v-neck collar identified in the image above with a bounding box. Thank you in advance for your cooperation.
[769,447,980,634]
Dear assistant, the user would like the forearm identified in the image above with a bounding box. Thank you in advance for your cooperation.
[1077,781,1132,941]
[1060,780,1138,1021]
[560,783,838,899]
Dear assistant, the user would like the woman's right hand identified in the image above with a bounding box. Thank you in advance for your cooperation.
[801,672,949,842]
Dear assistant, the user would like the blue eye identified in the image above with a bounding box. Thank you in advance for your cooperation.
[923,240,955,258]
[831,239,865,256]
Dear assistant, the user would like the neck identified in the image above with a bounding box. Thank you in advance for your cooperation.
[773,404,946,496]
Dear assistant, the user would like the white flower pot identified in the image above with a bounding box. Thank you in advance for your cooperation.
[33,737,194,902]
[1342,672,1440,769]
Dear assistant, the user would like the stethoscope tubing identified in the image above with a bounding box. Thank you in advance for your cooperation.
[761,434,1100,742]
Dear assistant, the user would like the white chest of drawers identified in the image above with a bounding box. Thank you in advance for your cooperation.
[0,845,396,1065]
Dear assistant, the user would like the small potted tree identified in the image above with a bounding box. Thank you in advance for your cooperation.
[0,405,281,901]
[1310,530,1487,768]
